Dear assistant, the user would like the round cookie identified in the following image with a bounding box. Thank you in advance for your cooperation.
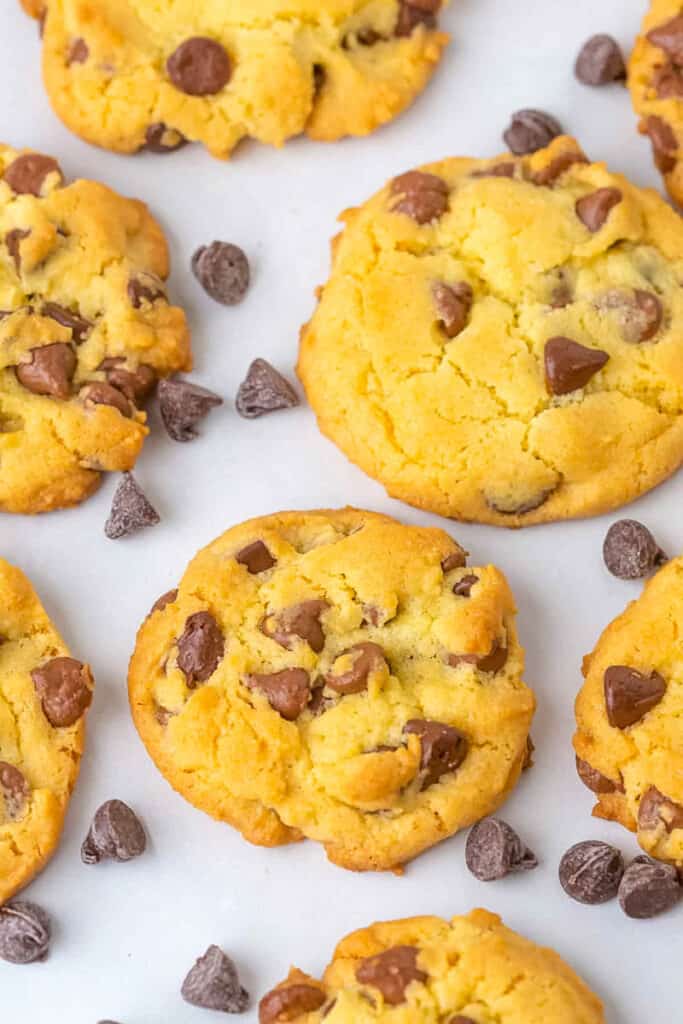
[574,556,683,870]
[258,908,605,1023]
[298,135,683,527]
[0,558,94,904]
[21,1,449,158]
[0,142,190,513]
[128,508,535,872]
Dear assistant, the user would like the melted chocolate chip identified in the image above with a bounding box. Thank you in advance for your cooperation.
[453,574,479,597]
[259,984,326,1024]
[260,600,328,653]
[245,668,311,721]
[236,540,276,574]
[6,228,29,272]
[127,274,166,308]
[81,799,146,864]
[503,109,562,155]
[575,188,622,231]
[192,241,250,305]
[644,116,678,174]
[235,359,299,419]
[356,946,427,1005]
[145,123,187,153]
[149,589,178,616]
[433,281,473,338]
[4,153,63,196]
[471,162,516,178]
[325,642,387,695]
[0,902,51,964]
[100,359,157,402]
[67,37,89,65]
[390,170,449,224]
[41,302,92,343]
[465,818,538,881]
[15,343,76,399]
[441,549,467,572]
[559,840,624,904]
[531,149,588,186]
[448,641,508,674]
[486,487,556,516]
[575,756,621,795]
[104,473,160,540]
[574,35,626,85]
[167,37,232,96]
[395,0,440,37]
[80,381,132,417]
[638,786,683,833]
[177,612,225,687]
[604,666,666,729]
[647,14,683,64]
[618,856,681,919]
[31,657,92,727]
[182,945,249,1013]
[403,719,468,788]
[603,519,666,579]
[544,336,609,395]
[653,62,683,98]
[158,378,223,441]
[0,762,29,820]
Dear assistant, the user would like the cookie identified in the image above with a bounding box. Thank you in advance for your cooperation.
[0,559,94,904]
[629,0,683,206]
[258,908,605,1023]
[128,508,534,872]
[298,135,683,526]
[0,142,190,513]
[22,1,449,158]
[574,556,683,870]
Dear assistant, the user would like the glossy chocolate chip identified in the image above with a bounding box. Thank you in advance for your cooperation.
[235,359,299,419]
[245,668,311,721]
[67,37,89,65]
[604,666,666,729]
[0,762,29,819]
[390,170,449,224]
[356,946,427,1005]
[158,378,223,441]
[149,589,178,616]
[6,228,29,272]
[396,0,440,37]
[559,840,624,904]
[503,109,562,155]
[177,612,225,687]
[441,549,467,572]
[575,188,622,231]
[15,343,76,399]
[259,984,326,1024]
[618,856,681,919]
[4,153,63,196]
[403,719,468,788]
[41,302,92,344]
[104,473,160,540]
[236,540,276,574]
[531,148,589,186]
[647,14,683,63]
[638,786,683,833]
[644,115,678,174]
[574,35,625,85]
[31,657,92,727]
[603,519,666,579]
[575,756,621,795]
[181,945,249,1012]
[80,382,132,417]
[544,336,609,395]
[261,600,329,653]
[325,642,387,695]
[433,281,473,338]
[0,902,51,964]
[448,641,508,674]
[145,123,187,153]
[81,799,146,864]
[465,818,538,881]
[100,359,157,402]
[127,274,166,309]
[453,574,478,597]
[167,37,232,96]
[192,241,250,305]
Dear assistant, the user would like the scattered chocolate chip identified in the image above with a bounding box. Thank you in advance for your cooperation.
[647,14,683,63]
[149,589,178,616]
[575,756,621,795]
[41,302,92,344]
[652,62,683,98]
[182,945,249,1013]
[31,657,92,727]
[433,281,473,338]
[0,762,29,819]
[559,840,624,904]
[145,123,187,153]
[192,241,250,305]
[67,37,89,65]
[618,856,681,919]
[4,153,63,196]
[259,984,326,1024]
[604,666,666,729]
[575,188,622,232]
[0,902,51,964]
[6,228,30,273]
[100,359,157,403]
[390,170,449,224]
[167,37,232,96]
[603,519,666,579]
[396,0,440,37]
[235,359,299,419]
[127,274,166,309]
[81,799,146,865]
[236,540,276,574]
[260,600,328,653]
[452,574,479,597]
[177,612,225,688]
[15,343,76,399]
[441,549,467,572]
[544,336,609,395]
[325,642,387,695]
[80,382,132,417]
[465,818,538,881]
[104,473,160,540]
[638,786,683,833]
[448,641,508,674]
[643,115,678,174]
[403,719,468,788]
[158,378,223,441]
[245,668,311,721]
[503,109,562,155]
[574,35,626,85]
[356,946,427,1005]
[531,148,589,186]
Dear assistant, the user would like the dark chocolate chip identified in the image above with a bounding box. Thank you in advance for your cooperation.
[236,540,276,574]
[192,241,250,305]
[453,574,478,597]
[80,381,133,417]
[441,549,467,572]
[447,641,508,674]
[603,519,666,579]
[6,228,30,273]
[81,799,146,865]
[158,378,223,441]
[325,642,387,695]
[618,856,681,919]
[235,359,299,419]
[403,719,468,789]
[4,153,63,196]
[15,343,76,399]
[177,612,225,688]
[31,657,92,727]
[104,473,160,540]
[259,984,326,1024]
[0,762,29,820]
[503,109,562,155]
[575,188,622,231]
[575,756,621,795]
[531,148,589,186]
[395,0,440,37]
[245,668,311,721]
[559,840,624,904]
[574,35,626,85]
[644,115,678,174]
[41,302,92,344]
[182,945,249,1013]
[544,336,609,395]
[145,123,187,153]
[647,14,683,63]
[127,274,166,309]
[390,170,449,224]
[67,37,89,65]
[260,600,328,653]
[0,902,51,964]
[465,818,538,881]
[356,946,427,1005]
[149,589,178,616]
[167,37,232,96]
[433,281,473,338]
[604,666,666,729]
[638,786,683,833]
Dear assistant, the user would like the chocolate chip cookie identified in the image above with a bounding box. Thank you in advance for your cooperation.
[0,143,190,513]
[21,1,449,158]
[258,908,605,1022]
[298,135,683,526]
[574,556,683,870]
[128,509,535,872]
[0,559,93,904]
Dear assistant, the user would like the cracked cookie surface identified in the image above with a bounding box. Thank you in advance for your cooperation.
[258,908,605,1023]
[0,142,190,513]
[21,1,449,158]
[298,135,683,526]
[128,508,534,872]
[0,558,93,904]
[574,556,683,869]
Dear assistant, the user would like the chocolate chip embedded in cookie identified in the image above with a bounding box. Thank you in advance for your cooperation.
[128,509,534,872]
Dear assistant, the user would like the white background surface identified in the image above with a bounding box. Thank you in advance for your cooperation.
[0,1,679,1020]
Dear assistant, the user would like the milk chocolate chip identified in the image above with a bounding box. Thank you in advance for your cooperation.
[4,153,63,196]
[259,983,326,1024]
[167,37,232,96]
[647,14,683,63]
[575,756,621,795]
[356,946,427,1005]
[503,109,562,155]
[453,574,478,597]
[325,643,387,695]
[80,382,132,417]
[638,786,683,833]
[42,302,92,344]
[145,123,187,153]
[644,115,678,174]
[6,228,29,273]
[245,668,311,721]
[177,612,225,687]
[448,641,508,674]
[390,170,449,224]
[604,666,666,729]
[15,343,76,399]
[0,762,29,820]
[574,35,626,85]
[100,359,157,402]
[544,336,609,395]
[127,274,166,308]
[31,657,92,727]
[575,188,622,231]
[396,0,440,37]
[260,600,328,653]
[433,281,473,338]
[236,540,276,574]
[403,719,468,788]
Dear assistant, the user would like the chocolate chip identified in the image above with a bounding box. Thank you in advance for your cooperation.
[259,984,326,1024]
[441,549,467,572]
[395,0,440,37]
[503,109,562,155]
[182,945,249,1013]
[4,153,63,196]
[531,148,589,186]
[574,35,626,85]
[192,241,250,305]
[638,786,683,833]
[235,359,299,419]
[575,756,621,795]
[31,657,92,727]
[486,487,556,516]
[356,946,427,1005]
[67,37,89,65]
[390,170,449,224]
[167,37,232,96]
[81,799,146,864]
[403,719,468,789]
[15,343,76,399]
[647,14,683,63]
[544,336,609,395]
[598,289,663,343]
[104,473,160,540]
[6,228,29,273]
[41,302,92,344]
[0,762,29,819]
[452,574,478,597]
[603,519,666,579]
[433,281,473,338]
[653,63,683,98]
[471,162,516,179]
[448,641,508,673]
[149,589,178,616]
[236,540,276,574]
[100,359,157,403]
[465,818,538,881]
[604,666,666,729]
[644,115,677,174]
[559,840,624,904]
[80,382,132,417]
[618,856,681,919]
[0,902,51,964]
[325,642,387,695]
[158,378,223,441]
[575,188,622,231]
[245,668,311,721]
[127,274,166,308]
[260,600,328,653]
[145,123,187,153]
[522,735,535,770]
[177,612,225,687]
